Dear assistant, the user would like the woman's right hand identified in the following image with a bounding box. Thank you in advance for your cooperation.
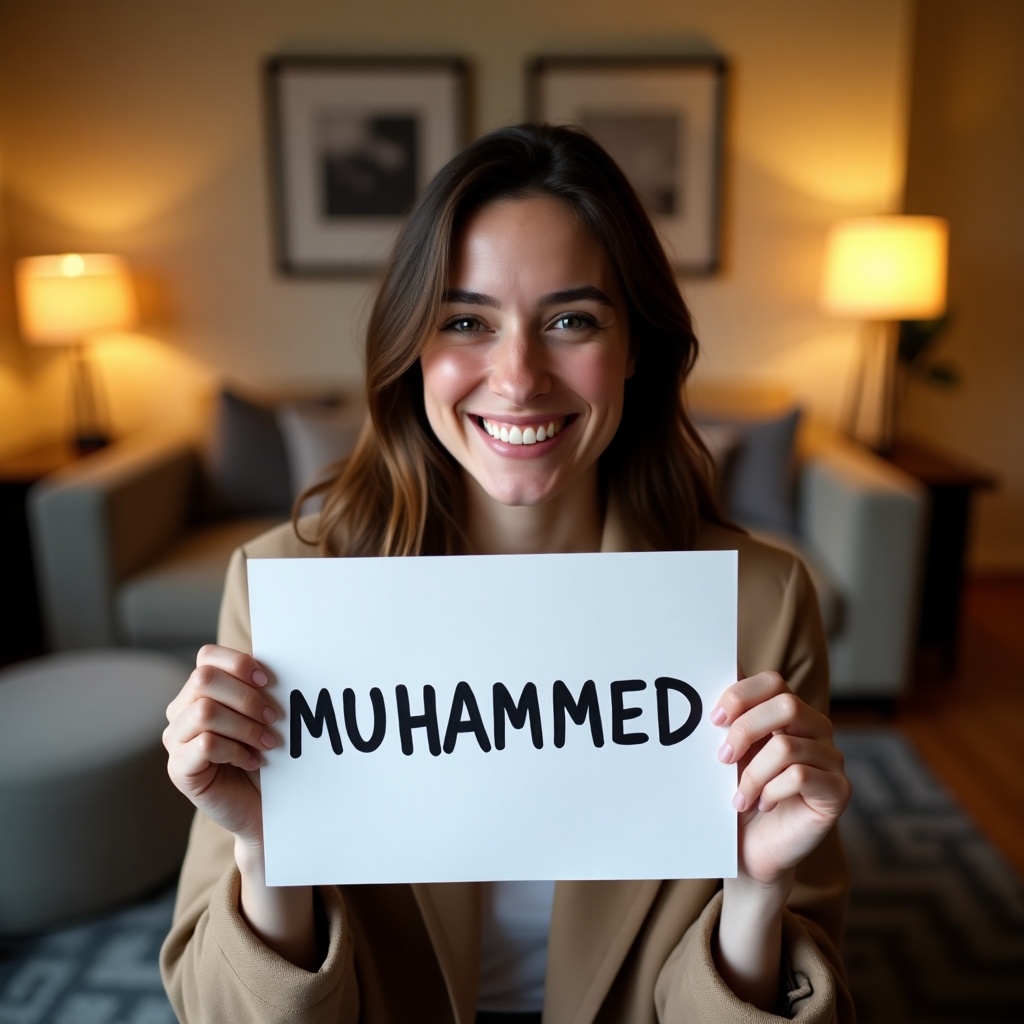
[163,644,279,847]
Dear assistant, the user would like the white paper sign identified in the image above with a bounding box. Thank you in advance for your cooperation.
[249,550,737,886]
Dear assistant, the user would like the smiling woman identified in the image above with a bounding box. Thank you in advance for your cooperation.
[420,195,634,547]
[160,123,854,1024]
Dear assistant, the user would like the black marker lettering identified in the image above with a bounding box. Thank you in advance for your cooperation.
[290,688,342,758]
[492,682,544,750]
[552,678,605,748]
[396,684,441,756]
[656,676,702,745]
[442,681,493,754]
[611,679,650,745]
[342,686,386,753]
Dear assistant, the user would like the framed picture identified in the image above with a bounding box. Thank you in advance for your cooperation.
[527,56,727,275]
[265,56,469,275]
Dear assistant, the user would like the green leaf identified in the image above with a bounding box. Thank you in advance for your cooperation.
[923,363,960,387]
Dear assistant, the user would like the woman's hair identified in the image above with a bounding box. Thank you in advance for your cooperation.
[302,122,724,556]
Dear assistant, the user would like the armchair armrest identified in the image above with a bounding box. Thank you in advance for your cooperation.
[28,433,201,650]
[797,437,927,697]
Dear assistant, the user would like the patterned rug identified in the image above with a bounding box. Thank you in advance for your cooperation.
[838,730,1024,1024]
[1,730,1021,1024]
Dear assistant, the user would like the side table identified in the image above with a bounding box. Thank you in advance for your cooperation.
[0,443,89,666]
[883,438,997,674]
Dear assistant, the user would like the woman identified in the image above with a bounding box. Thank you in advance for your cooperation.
[161,123,853,1023]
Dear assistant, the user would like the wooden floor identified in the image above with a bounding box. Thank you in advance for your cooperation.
[833,574,1024,877]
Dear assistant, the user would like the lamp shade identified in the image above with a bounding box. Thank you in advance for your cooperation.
[820,216,948,319]
[15,253,137,345]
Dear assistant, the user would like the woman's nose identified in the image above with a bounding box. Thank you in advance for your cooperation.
[488,330,551,406]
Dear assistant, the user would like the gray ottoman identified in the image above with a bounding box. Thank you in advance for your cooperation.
[0,649,195,935]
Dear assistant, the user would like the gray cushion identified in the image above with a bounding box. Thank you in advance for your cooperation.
[695,407,802,535]
[276,401,364,514]
[205,388,293,515]
[696,423,743,496]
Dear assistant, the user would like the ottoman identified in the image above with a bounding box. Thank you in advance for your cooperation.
[0,649,195,935]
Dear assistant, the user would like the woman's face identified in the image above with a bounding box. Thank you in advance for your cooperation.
[420,195,634,510]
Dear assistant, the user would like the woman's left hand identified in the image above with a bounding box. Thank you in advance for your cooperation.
[712,671,852,888]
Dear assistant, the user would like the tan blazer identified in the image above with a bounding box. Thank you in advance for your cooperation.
[161,512,854,1023]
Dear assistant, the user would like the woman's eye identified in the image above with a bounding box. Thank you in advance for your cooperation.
[441,315,486,333]
[550,312,597,331]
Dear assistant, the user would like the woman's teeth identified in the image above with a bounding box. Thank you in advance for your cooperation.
[481,417,565,445]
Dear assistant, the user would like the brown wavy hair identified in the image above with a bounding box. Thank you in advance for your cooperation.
[299,122,724,556]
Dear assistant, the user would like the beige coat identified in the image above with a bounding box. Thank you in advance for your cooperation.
[160,512,854,1023]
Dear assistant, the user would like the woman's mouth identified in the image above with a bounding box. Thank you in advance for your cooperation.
[479,416,567,446]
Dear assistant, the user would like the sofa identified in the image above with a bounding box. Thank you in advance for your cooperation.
[28,385,926,698]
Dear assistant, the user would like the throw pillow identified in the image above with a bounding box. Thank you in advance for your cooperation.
[694,407,802,536]
[277,402,365,514]
[205,389,294,516]
[695,423,742,492]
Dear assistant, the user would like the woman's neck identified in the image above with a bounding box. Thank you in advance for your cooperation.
[462,473,604,556]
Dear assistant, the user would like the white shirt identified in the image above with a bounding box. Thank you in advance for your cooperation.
[476,880,556,1012]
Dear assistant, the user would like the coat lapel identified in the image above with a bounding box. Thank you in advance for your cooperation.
[544,880,662,1023]
[412,882,481,1024]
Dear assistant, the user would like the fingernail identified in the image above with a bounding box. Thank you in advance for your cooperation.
[248,753,261,770]
[262,706,277,724]
[252,669,268,686]
[260,730,277,748]
[733,791,748,812]
[710,706,727,726]
[718,742,734,764]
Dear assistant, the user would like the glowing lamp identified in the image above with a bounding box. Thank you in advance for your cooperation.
[15,253,137,450]
[820,216,949,448]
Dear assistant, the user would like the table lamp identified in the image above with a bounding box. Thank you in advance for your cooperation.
[820,215,948,450]
[15,253,137,452]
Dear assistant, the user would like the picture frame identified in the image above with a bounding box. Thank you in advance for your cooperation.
[265,55,469,275]
[527,56,728,275]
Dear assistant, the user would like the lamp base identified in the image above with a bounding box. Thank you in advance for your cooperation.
[74,433,109,455]
[842,320,899,450]
[68,344,110,455]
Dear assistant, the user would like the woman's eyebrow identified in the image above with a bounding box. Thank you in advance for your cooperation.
[540,285,615,307]
[441,289,500,308]
[441,285,615,309]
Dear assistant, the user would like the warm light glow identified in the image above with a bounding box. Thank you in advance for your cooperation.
[820,216,949,319]
[60,253,86,277]
[15,253,138,345]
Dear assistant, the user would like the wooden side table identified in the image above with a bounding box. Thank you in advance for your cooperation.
[883,438,997,674]
[0,443,88,666]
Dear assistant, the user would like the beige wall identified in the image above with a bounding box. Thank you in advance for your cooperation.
[0,0,913,456]
[902,0,1024,571]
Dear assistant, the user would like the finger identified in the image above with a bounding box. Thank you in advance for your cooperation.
[732,734,845,811]
[163,695,279,756]
[717,692,833,764]
[197,643,270,686]
[714,671,788,720]
[167,661,278,727]
[752,762,852,815]
[168,731,263,787]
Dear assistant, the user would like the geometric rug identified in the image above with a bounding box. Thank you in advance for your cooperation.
[0,885,177,1024]
[836,730,1024,1024]
[1,729,1022,1024]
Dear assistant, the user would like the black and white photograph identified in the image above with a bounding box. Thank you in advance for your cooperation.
[528,56,727,274]
[578,110,681,216]
[266,56,468,274]
[317,112,418,219]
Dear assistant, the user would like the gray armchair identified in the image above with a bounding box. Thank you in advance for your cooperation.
[28,432,282,663]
